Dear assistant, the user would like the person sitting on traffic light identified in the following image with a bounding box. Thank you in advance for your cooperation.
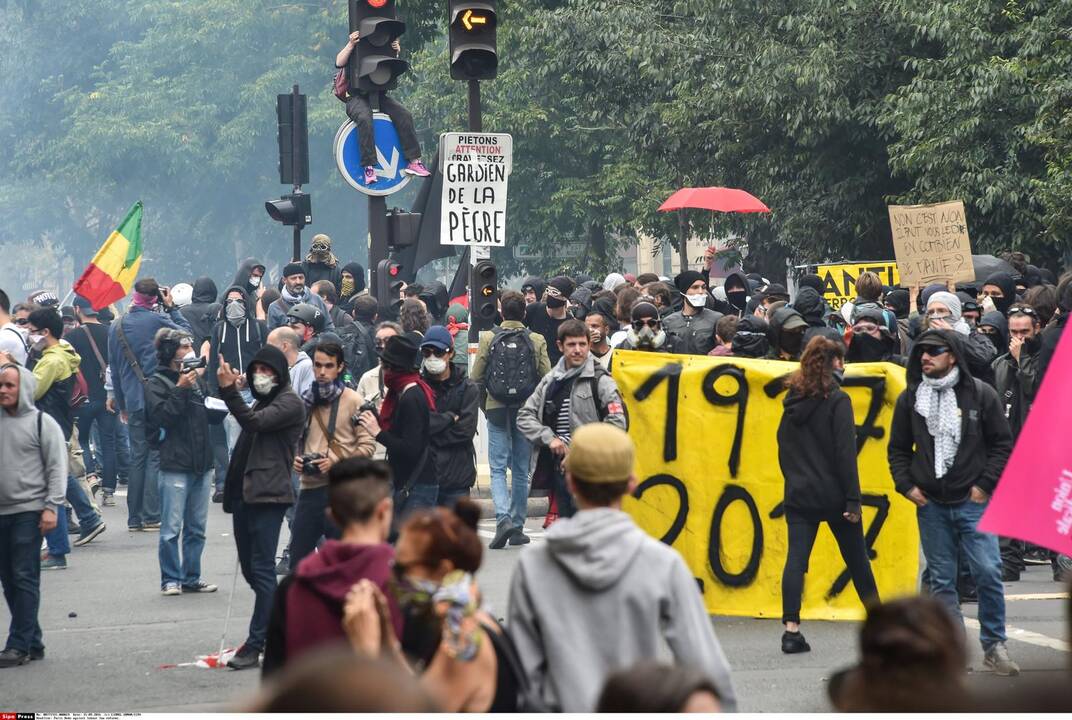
[335,31,429,186]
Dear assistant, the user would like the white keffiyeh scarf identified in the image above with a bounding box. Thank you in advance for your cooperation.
[915,366,962,478]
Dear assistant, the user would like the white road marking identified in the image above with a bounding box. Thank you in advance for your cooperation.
[1005,593,1069,601]
[965,618,1070,653]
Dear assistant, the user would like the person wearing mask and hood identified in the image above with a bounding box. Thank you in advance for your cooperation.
[208,286,268,407]
[337,263,367,314]
[662,271,723,356]
[730,315,770,358]
[231,258,268,309]
[719,272,751,318]
[617,302,683,354]
[180,277,221,348]
[217,345,306,671]
[792,286,828,330]
[268,264,334,332]
[418,281,450,325]
[420,327,479,509]
[767,306,808,361]
[521,276,546,306]
[525,276,575,365]
[977,311,1008,356]
[846,306,905,366]
[924,292,996,387]
[980,272,1018,316]
[302,234,343,290]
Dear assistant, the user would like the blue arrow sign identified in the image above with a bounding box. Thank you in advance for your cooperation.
[333,113,412,197]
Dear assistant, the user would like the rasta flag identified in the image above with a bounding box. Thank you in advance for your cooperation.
[72,202,144,310]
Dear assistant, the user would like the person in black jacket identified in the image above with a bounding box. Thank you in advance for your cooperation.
[217,345,305,671]
[887,329,1018,676]
[777,336,878,654]
[357,334,437,522]
[419,327,478,509]
[180,277,221,348]
[144,329,218,596]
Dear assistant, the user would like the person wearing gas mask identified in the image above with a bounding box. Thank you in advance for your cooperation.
[289,341,375,570]
[267,264,334,332]
[525,276,575,365]
[663,271,723,356]
[617,302,683,353]
[208,286,268,455]
[845,306,905,366]
[145,328,218,597]
[419,327,479,510]
[301,234,343,290]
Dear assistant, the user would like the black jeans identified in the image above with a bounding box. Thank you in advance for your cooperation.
[289,486,340,570]
[232,501,288,651]
[0,511,44,653]
[345,93,422,167]
[781,512,879,624]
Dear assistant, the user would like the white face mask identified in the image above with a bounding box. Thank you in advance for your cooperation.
[422,356,448,375]
[251,373,278,395]
[29,333,43,345]
[249,275,261,288]
[685,293,708,308]
[182,350,196,362]
[980,295,996,314]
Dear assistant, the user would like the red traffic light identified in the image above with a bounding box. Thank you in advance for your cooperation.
[389,264,400,276]
[367,0,388,7]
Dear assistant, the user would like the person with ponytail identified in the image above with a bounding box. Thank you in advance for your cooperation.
[341,499,523,712]
[777,336,879,654]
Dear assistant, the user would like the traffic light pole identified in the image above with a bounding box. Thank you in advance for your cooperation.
[291,84,303,261]
[466,79,486,366]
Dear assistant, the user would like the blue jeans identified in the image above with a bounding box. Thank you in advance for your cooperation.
[115,419,131,484]
[0,512,44,653]
[289,485,339,569]
[158,470,212,587]
[208,423,229,493]
[66,475,102,530]
[395,483,439,521]
[127,409,161,528]
[232,501,287,651]
[487,415,531,528]
[918,500,1007,650]
[44,505,70,558]
[77,399,118,493]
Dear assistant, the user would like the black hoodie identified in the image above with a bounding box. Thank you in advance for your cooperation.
[792,287,827,328]
[337,261,367,312]
[208,285,268,394]
[221,345,304,511]
[179,276,221,345]
[767,306,807,360]
[229,257,267,300]
[778,385,861,518]
[983,272,1018,315]
[887,330,1013,503]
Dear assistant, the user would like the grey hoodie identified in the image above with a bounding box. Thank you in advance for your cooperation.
[0,364,68,515]
[507,508,738,712]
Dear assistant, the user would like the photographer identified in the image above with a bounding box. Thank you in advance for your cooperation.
[289,342,375,569]
[144,329,219,596]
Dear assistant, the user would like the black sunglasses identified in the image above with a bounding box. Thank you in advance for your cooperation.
[421,347,448,358]
[632,319,660,331]
[922,345,951,357]
[14,318,29,326]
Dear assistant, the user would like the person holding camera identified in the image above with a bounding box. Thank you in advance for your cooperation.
[289,342,375,569]
[144,329,219,596]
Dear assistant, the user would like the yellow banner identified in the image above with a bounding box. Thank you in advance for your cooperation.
[815,262,900,312]
[613,350,918,621]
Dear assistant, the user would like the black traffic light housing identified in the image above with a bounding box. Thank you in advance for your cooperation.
[386,208,421,249]
[349,0,409,93]
[265,192,312,228]
[470,259,498,332]
[276,89,309,185]
[375,258,404,318]
[449,1,498,81]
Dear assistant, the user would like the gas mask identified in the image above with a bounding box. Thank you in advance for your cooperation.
[628,325,666,350]
[225,300,246,326]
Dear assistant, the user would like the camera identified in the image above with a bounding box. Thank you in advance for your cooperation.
[181,356,207,372]
[356,398,379,423]
[301,453,326,475]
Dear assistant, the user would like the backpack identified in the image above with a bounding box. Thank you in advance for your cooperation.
[338,321,374,384]
[485,327,538,406]
[332,66,349,102]
[69,369,89,410]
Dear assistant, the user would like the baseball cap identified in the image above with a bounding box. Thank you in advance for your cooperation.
[71,295,99,317]
[29,290,58,308]
[421,325,454,352]
[564,424,635,485]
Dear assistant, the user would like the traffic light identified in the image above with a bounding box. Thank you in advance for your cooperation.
[265,192,312,228]
[349,0,409,93]
[448,1,498,81]
[276,89,309,186]
[470,259,498,331]
[376,258,405,317]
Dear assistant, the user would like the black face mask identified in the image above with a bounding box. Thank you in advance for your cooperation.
[781,329,804,358]
[979,331,1002,354]
[546,296,567,310]
[1024,334,1042,354]
[727,290,748,311]
[847,332,887,362]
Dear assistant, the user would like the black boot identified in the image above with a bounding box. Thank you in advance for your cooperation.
[489,520,517,550]
[226,644,261,670]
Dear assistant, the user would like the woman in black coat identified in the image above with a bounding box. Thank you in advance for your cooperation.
[777,336,879,654]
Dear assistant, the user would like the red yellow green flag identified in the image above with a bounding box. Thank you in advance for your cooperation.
[72,201,143,310]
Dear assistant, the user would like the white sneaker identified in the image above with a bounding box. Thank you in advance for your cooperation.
[161,583,181,596]
[983,642,1020,676]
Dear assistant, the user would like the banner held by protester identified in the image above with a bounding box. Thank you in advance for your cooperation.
[614,350,918,621]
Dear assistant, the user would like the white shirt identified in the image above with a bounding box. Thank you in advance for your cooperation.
[0,321,29,366]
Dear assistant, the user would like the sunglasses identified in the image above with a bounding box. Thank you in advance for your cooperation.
[922,345,951,357]
[421,347,448,358]
[1008,307,1037,318]
[632,319,660,331]
[14,318,29,325]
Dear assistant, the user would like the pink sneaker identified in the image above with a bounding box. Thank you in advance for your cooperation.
[363,166,377,185]
[403,160,431,177]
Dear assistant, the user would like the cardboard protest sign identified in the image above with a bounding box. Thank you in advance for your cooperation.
[613,350,918,621]
[815,262,900,311]
[979,329,1072,557]
[888,201,975,286]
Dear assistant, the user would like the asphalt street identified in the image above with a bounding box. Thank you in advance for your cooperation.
[1,494,1068,712]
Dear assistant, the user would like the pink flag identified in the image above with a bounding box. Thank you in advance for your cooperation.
[979,327,1072,556]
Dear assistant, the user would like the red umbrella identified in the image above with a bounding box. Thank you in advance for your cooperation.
[658,187,770,214]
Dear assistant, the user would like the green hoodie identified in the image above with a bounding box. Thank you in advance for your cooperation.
[32,340,82,400]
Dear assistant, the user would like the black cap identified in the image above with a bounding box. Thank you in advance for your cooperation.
[282,262,304,278]
[631,301,660,322]
[674,270,706,294]
[380,334,420,371]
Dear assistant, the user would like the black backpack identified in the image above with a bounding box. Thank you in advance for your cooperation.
[485,327,538,407]
[338,321,375,385]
